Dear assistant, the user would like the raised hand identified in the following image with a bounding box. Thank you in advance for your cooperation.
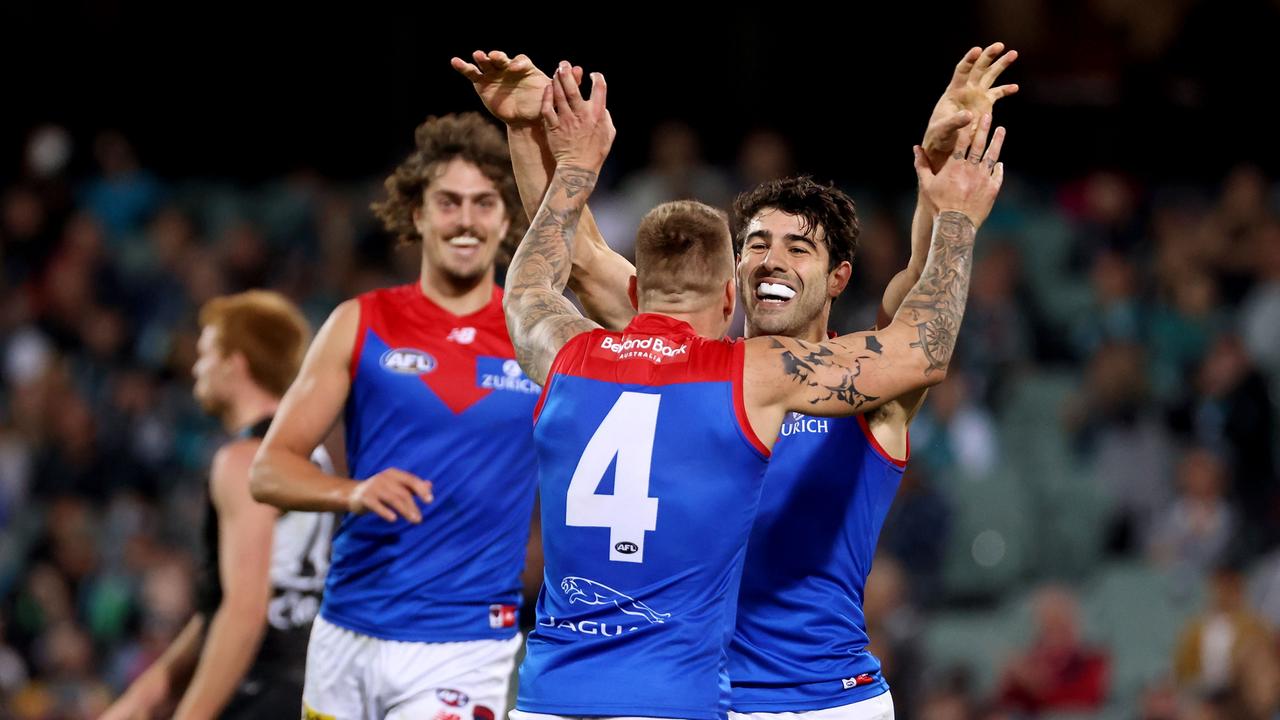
[922,42,1018,171]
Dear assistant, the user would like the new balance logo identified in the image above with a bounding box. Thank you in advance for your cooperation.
[447,327,476,344]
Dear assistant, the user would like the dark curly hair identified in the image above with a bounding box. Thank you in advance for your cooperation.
[371,113,525,265]
[730,176,860,271]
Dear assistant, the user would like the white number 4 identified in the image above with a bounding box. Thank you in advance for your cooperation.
[566,392,661,563]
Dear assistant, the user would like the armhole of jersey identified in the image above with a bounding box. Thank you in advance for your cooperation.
[348,296,368,384]
[532,330,586,426]
[532,372,556,426]
[732,340,771,459]
[855,412,909,468]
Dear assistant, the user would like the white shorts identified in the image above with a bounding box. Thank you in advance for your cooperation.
[302,615,522,720]
[728,691,894,720]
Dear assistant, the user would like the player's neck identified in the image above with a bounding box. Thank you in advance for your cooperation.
[418,266,495,316]
[649,308,729,340]
[222,386,280,434]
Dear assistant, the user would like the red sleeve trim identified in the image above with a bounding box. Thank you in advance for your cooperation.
[733,341,771,459]
[348,295,369,384]
[856,412,909,467]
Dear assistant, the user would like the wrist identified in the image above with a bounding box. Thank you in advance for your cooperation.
[338,479,361,514]
[506,122,542,137]
[935,208,979,231]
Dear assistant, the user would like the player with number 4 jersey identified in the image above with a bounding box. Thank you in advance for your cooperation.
[501,63,1006,719]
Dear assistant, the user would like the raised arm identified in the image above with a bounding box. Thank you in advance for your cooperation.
[745,116,1006,444]
[504,62,614,384]
[877,42,1018,329]
[453,50,636,330]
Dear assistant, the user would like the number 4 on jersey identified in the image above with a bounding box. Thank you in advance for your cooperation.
[566,392,661,563]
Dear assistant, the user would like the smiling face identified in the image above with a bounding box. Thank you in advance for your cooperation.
[736,208,851,341]
[412,157,512,288]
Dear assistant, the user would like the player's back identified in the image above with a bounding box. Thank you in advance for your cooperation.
[517,313,771,720]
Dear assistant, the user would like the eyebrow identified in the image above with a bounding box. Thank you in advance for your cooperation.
[431,189,500,200]
[746,229,818,249]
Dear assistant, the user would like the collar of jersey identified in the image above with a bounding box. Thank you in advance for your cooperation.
[398,282,503,323]
[623,313,698,339]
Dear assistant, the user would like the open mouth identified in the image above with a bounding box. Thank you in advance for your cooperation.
[448,235,481,248]
[755,281,796,306]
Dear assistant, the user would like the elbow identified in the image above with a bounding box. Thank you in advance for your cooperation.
[247,452,275,505]
[922,363,949,389]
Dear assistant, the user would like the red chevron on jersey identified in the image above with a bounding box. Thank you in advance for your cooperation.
[355,283,515,415]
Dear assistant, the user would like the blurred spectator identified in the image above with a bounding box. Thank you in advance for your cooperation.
[1073,248,1145,354]
[996,585,1110,713]
[956,243,1032,404]
[864,555,924,719]
[1146,446,1237,584]
[880,465,951,607]
[1070,342,1176,553]
[597,121,733,257]
[1239,220,1280,391]
[735,129,795,191]
[1177,333,1278,551]
[909,372,999,479]
[1174,558,1280,719]
[80,131,163,243]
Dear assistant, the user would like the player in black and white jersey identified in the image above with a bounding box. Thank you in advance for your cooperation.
[103,290,335,720]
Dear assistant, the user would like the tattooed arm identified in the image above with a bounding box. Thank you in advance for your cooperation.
[503,62,616,385]
[505,165,603,384]
[452,50,637,330]
[874,42,1018,332]
[743,116,1006,448]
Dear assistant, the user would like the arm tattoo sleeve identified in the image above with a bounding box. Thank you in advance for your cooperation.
[770,337,881,411]
[769,211,975,411]
[505,166,602,382]
[897,210,975,374]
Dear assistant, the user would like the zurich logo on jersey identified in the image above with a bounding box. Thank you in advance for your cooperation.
[380,348,436,375]
[476,356,540,394]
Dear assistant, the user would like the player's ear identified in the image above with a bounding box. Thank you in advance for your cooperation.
[723,278,735,322]
[828,260,852,298]
[627,275,639,311]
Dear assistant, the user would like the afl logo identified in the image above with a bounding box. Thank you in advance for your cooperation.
[436,688,469,707]
[614,542,639,555]
[380,348,436,375]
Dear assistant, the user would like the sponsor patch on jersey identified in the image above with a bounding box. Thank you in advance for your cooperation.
[488,603,517,629]
[561,576,671,624]
[841,673,877,690]
[473,706,495,720]
[436,688,470,707]
[380,348,437,375]
[476,357,540,394]
[780,412,830,437]
[614,541,639,555]
[591,333,690,365]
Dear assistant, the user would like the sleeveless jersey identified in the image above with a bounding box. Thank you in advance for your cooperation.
[321,283,539,642]
[517,314,770,720]
[728,412,906,711]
